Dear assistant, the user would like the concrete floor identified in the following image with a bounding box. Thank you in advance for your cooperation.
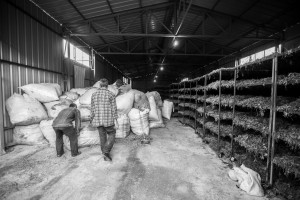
[0,119,266,200]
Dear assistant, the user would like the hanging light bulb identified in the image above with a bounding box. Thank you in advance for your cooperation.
[154,79,156,83]
[160,66,164,71]
[173,40,179,47]
[155,75,158,78]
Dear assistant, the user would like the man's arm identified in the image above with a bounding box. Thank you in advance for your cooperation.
[111,94,119,129]
[74,109,81,134]
[90,93,95,121]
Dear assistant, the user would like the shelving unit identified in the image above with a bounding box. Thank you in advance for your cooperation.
[169,46,300,199]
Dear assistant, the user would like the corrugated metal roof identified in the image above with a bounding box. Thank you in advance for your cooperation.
[31,0,300,78]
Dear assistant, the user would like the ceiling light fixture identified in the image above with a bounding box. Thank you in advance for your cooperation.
[154,79,156,83]
[155,75,158,78]
[173,40,179,47]
[160,66,164,71]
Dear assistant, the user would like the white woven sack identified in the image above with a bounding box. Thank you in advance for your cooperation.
[39,119,56,147]
[116,90,135,115]
[70,88,89,96]
[60,91,79,101]
[78,105,91,121]
[6,93,48,126]
[128,108,149,135]
[150,109,165,129]
[148,96,159,121]
[79,87,98,105]
[146,91,163,107]
[64,123,99,150]
[162,100,174,120]
[20,83,59,103]
[13,124,46,145]
[116,114,130,138]
[44,100,70,119]
[41,83,62,96]
[119,84,131,95]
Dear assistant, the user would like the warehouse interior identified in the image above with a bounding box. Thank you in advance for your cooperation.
[0,0,300,199]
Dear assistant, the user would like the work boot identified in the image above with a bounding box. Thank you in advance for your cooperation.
[103,153,112,161]
[71,151,81,157]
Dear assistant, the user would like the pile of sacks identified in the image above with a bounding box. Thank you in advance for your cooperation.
[5,81,175,149]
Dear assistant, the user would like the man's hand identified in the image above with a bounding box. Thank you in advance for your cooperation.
[76,130,80,136]
[114,120,119,130]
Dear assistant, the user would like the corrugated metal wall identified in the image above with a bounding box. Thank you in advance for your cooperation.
[0,0,63,147]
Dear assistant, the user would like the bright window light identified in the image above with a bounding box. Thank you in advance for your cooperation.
[63,39,91,67]
[265,47,276,56]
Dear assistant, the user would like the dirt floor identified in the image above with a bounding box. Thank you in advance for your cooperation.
[0,119,267,200]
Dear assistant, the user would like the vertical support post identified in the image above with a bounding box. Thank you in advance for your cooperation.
[270,49,278,185]
[203,75,207,137]
[195,79,198,134]
[266,54,276,183]
[0,44,5,155]
[67,36,71,91]
[218,70,222,152]
[231,60,238,157]
[182,81,186,124]
[189,81,192,125]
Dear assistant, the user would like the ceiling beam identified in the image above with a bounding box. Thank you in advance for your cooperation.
[71,32,278,40]
[95,52,226,56]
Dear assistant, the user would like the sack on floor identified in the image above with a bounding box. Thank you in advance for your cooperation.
[150,109,165,129]
[146,91,163,107]
[60,91,79,101]
[40,119,56,147]
[13,124,46,146]
[93,82,119,96]
[128,108,149,135]
[162,100,174,120]
[148,96,159,121]
[41,83,62,96]
[116,90,135,114]
[6,93,48,126]
[79,87,98,105]
[20,83,59,103]
[44,100,72,119]
[78,105,91,121]
[70,88,89,96]
[119,84,131,95]
[116,114,130,138]
[228,164,264,197]
[132,90,150,111]
[64,123,99,150]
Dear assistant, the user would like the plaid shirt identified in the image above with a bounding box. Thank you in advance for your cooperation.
[91,88,117,127]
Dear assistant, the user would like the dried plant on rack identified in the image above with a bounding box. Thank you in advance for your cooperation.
[273,156,300,177]
[204,122,234,137]
[206,109,234,121]
[206,95,250,108]
[234,134,268,159]
[206,80,235,90]
[277,98,300,117]
[277,123,300,149]
[236,96,294,116]
[233,112,270,136]
[278,73,300,86]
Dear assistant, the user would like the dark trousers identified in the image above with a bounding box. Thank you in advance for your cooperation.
[54,127,79,156]
[98,126,116,154]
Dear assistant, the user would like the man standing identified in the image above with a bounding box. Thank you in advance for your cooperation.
[91,78,119,161]
[52,103,81,157]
